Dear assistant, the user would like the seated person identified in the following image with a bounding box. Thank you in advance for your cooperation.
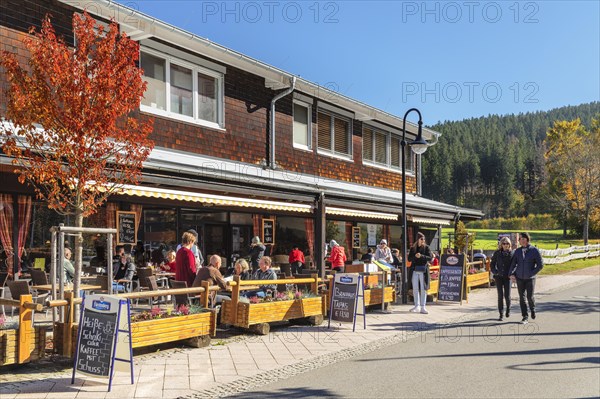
[230,258,251,281]
[192,254,228,306]
[244,256,277,298]
[361,247,375,262]
[63,247,75,283]
[162,250,176,271]
[113,253,136,292]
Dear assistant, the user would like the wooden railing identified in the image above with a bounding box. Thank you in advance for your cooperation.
[0,295,44,364]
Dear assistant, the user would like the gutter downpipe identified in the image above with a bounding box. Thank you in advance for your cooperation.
[269,76,296,169]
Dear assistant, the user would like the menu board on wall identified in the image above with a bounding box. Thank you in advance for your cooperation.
[262,219,275,245]
[437,254,466,303]
[116,211,137,246]
[352,227,361,249]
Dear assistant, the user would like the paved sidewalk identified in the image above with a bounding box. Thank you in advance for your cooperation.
[1,267,598,399]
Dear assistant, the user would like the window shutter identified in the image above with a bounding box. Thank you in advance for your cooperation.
[334,118,349,154]
[375,131,387,164]
[363,128,373,161]
[391,136,400,168]
[318,112,331,150]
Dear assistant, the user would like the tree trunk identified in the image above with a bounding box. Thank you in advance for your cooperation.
[583,214,589,246]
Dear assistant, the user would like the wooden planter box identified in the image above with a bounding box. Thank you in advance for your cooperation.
[467,272,490,290]
[130,311,216,348]
[55,310,216,356]
[221,296,325,330]
[0,327,46,366]
[363,287,396,306]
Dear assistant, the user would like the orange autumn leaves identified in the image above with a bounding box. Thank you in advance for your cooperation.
[0,12,154,217]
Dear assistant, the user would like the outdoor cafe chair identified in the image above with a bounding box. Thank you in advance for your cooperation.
[6,280,49,324]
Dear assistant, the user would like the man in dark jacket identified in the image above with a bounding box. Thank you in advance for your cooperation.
[510,232,544,324]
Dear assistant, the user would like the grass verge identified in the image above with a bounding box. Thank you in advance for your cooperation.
[539,258,600,275]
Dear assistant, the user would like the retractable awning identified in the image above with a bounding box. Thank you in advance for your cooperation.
[117,184,313,213]
[325,207,398,221]
[409,216,451,226]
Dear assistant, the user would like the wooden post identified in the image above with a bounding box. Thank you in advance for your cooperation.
[18,294,33,364]
[310,273,318,294]
[63,291,75,357]
[231,276,240,325]
[200,281,210,308]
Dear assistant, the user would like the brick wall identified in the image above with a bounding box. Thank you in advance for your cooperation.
[0,1,417,194]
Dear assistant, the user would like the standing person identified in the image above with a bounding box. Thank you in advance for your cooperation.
[177,229,204,268]
[375,239,393,263]
[133,241,146,269]
[328,240,347,272]
[408,232,432,314]
[491,237,514,321]
[288,245,305,275]
[510,232,544,324]
[248,236,266,272]
[175,231,197,288]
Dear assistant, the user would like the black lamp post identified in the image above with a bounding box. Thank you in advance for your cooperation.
[401,108,429,304]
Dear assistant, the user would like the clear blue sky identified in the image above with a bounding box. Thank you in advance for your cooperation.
[122,0,599,124]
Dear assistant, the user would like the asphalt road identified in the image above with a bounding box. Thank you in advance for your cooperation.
[229,279,600,399]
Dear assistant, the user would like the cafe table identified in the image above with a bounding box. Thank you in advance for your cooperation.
[31,284,102,292]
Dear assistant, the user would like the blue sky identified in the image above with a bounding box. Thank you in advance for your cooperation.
[121,0,599,124]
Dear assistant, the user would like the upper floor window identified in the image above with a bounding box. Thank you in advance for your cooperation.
[363,126,414,172]
[140,48,224,129]
[317,111,351,158]
[293,100,311,149]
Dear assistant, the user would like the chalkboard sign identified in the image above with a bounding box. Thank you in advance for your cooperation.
[116,211,137,246]
[328,273,366,331]
[352,227,360,249]
[73,294,134,391]
[437,254,466,303]
[76,308,117,377]
[262,219,275,245]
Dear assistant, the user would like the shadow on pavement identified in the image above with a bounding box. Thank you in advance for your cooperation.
[227,387,343,398]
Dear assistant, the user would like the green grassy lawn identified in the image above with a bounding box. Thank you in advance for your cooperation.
[539,257,600,275]
[441,228,599,251]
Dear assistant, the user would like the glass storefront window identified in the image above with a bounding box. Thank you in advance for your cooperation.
[326,220,347,252]
[143,208,177,250]
[275,216,308,255]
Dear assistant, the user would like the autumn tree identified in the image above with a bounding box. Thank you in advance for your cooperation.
[0,13,154,297]
[545,118,600,244]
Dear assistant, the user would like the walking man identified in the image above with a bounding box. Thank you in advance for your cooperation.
[510,232,544,324]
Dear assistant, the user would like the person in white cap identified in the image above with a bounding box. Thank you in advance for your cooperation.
[375,239,393,263]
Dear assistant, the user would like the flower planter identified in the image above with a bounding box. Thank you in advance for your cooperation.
[363,287,396,306]
[54,310,216,357]
[467,272,490,290]
[221,296,325,333]
[130,310,216,348]
[0,327,46,366]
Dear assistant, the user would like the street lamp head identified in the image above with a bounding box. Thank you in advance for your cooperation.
[410,121,428,155]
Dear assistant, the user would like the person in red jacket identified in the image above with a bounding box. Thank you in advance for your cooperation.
[288,245,306,275]
[175,231,197,287]
[328,240,347,272]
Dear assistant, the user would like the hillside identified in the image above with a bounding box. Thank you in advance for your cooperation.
[422,102,600,218]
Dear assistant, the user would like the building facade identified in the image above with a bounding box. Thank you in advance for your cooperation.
[0,0,482,276]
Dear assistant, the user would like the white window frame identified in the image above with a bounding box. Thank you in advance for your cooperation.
[363,125,415,174]
[139,47,225,130]
[292,99,312,151]
[316,110,353,160]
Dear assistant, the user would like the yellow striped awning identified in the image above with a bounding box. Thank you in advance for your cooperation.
[117,184,313,213]
[409,216,451,226]
[325,207,398,220]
